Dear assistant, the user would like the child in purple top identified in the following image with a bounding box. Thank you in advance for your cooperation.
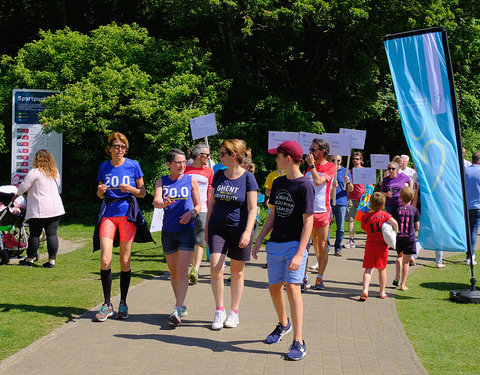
[395,187,420,291]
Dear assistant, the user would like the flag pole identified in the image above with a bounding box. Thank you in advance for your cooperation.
[441,28,480,302]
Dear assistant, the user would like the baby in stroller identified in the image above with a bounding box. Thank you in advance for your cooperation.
[0,186,28,265]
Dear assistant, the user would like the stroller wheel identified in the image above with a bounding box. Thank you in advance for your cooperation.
[0,249,9,265]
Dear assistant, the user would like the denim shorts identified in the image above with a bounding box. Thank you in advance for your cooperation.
[266,241,308,285]
[161,227,195,254]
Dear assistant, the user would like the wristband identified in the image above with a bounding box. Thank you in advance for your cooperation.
[190,209,197,216]
[309,164,315,170]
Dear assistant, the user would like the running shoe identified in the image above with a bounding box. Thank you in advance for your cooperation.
[181,305,188,317]
[343,240,355,249]
[189,268,199,285]
[301,277,311,293]
[265,319,292,344]
[309,261,319,271]
[314,277,325,290]
[287,339,307,360]
[335,250,342,257]
[169,307,182,325]
[116,300,129,320]
[224,311,239,328]
[42,261,55,269]
[392,279,399,287]
[212,309,226,330]
[95,303,114,322]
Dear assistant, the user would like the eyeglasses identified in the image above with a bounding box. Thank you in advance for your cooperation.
[111,144,128,151]
[309,148,321,153]
[352,158,361,161]
[219,151,231,157]
[200,153,210,157]
[172,160,187,165]
[387,167,396,170]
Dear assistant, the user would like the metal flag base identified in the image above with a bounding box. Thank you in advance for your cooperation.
[450,289,480,303]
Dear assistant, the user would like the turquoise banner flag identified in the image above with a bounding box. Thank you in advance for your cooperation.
[384,28,467,252]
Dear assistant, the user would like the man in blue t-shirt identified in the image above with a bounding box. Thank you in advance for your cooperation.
[327,155,350,257]
[253,141,314,361]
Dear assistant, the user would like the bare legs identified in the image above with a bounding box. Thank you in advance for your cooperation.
[269,282,303,342]
[210,253,245,311]
[165,250,191,307]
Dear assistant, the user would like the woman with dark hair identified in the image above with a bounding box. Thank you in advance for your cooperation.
[153,148,201,325]
[17,149,65,268]
[94,132,148,322]
[206,139,258,330]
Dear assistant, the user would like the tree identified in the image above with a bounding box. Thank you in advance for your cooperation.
[0,23,230,203]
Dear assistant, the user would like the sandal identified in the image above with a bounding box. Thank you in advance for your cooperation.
[379,294,388,299]
[359,293,368,301]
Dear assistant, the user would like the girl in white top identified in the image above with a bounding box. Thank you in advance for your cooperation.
[16,149,65,268]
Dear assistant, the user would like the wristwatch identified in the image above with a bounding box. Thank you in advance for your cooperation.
[190,209,197,216]
[309,164,315,170]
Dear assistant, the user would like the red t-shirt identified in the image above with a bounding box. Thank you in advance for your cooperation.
[305,161,336,213]
[361,210,392,248]
[347,168,365,201]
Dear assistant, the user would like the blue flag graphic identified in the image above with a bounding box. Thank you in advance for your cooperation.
[384,29,466,252]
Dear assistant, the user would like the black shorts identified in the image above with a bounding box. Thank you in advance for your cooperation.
[396,237,416,255]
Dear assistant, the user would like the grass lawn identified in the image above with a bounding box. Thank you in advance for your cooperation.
[396,253,480,375]
[0,224,167,362]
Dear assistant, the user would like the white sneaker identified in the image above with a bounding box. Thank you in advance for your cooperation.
[344,240,355,248]
[466,255,477,266]
[224,311,239,328]
[309,261,319,271]
[212,309,226,330]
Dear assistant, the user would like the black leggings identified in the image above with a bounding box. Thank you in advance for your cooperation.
[27,217,61,260]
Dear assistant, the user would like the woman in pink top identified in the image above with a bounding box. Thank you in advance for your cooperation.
[16,149,65,268]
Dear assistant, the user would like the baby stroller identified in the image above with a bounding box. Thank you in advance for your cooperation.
[0,189,29,265]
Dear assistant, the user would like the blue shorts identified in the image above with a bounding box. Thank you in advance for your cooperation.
[266,241,308,285]
[161,227,195,254]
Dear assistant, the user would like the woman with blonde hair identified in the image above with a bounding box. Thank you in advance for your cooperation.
[17,149,65,268]
[206,139,258,330]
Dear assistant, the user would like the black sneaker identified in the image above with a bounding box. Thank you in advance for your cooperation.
[19,258,34,267]
[42,261,55,269]
[335,250,342,257]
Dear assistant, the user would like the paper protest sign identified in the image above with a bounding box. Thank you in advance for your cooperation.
[327,133,351,156]
[190,113,217,140]
[353,167,376,185]
[298,131,325,154]
[370,154,391,170]
[339,128,367,149]
[150,208,164,233]
[268,131,299,150]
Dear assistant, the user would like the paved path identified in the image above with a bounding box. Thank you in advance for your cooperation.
[0,234,442,375]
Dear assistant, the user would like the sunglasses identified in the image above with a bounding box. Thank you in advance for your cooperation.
[352,158,361,161]
[200,153,210,157]
[388,167,396,170]
[111,144,128,151]
[219,150,231,157]
[309,147,321,153]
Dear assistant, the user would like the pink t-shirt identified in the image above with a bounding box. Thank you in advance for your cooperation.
[184,165,213,212]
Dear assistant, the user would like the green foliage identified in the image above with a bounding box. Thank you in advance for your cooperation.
[2,2,480,203]
[0,23,230,198]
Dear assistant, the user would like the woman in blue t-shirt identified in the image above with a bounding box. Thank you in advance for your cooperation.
[153,149,201,325]
[95,132,146,322]
[206,139,258,330]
